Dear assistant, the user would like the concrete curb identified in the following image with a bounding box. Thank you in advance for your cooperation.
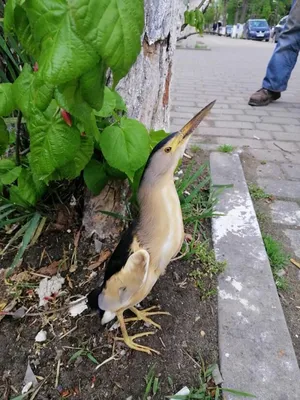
[210,152,300,400]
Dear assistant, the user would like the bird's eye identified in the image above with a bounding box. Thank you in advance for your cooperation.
[164,147,171,153]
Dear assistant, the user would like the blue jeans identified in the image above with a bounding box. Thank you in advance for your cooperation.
[263,0,300,92]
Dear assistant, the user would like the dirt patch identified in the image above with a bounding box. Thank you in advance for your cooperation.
[241,151,300,365]
[0,151,219,399]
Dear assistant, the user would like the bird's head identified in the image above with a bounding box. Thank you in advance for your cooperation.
[141,100,216,185]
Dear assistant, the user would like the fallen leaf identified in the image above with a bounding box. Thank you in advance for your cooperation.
[290,258,300,270]
[0,299,17,322]
[10,271,32,283]
[69,264,78,273]
[37,261,60,276]
[88,249,111,270]
[66,274,73,289]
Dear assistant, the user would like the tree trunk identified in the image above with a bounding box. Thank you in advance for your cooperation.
[83,0,181,244]
[223,0,228,26]
[239,0,249,23]
[234,0,242,25]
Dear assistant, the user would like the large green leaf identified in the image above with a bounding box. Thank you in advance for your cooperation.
[99,117,149,180]
[12,64,54,116]
[0,166,22,185]
[55,80,92,121]
[14,5,40,58]
[94,87,116,118]
[84,159,108,195]
[27,108,81,179]
[0,118,9,155]
[72,0,144,85]
[80,60,106,111]
[24,0,99,85]
[53,132,94,180]
[0,84,15,116]
[10,168,46,207]
[3,0,17,35]
[149,129,169,149]
[0,159,15,171]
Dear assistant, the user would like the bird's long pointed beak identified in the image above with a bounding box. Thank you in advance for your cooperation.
[179,100,216,139]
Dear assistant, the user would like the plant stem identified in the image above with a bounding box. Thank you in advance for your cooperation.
[15,111,22,166]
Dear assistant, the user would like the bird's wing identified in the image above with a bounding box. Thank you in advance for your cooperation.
[98,249,150,311]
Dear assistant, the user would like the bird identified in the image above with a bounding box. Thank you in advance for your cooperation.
[87,100,216,354]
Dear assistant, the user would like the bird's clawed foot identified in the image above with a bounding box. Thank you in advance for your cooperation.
[115,331,160,355]
[124,306,171,329]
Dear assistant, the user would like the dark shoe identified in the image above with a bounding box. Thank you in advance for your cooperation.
[248,88,281,106]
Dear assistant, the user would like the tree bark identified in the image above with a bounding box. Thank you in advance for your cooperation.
[239,0,249,23]
[83,0,181,243]
[223,0,228,26]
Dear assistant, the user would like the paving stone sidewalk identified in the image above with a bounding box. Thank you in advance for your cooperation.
[171,34,300,273]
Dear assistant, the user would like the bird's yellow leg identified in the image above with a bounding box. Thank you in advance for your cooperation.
[124,306,171,329]
[115,311,160,355]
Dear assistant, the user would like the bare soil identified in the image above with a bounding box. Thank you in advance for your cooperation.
[241,151,300,365]
[0,151,218,400]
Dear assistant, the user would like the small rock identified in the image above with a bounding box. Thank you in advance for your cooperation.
[35,330,47,342]
[94,238,103,253]
[126,397,133,400]
[212,364,224,385]
[195,316,200,322]
[120,350,126,356]
[67,229,71,233]
[200,330,205,337]
[182,341,188,348]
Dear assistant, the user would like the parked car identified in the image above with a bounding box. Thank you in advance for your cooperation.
[225,25,233,37]
[272,15,288,43]
[242,19,270,41]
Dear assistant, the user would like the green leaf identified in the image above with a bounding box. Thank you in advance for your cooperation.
[14,5,40,58]
[100,117,149,180]
[3,0,17,35]
[24,1,99,85]
[0,166,22,185]
[10,168,46,207]
[27,108,81,179]
[80,60,106,111]
[0,158,15,171]
[114,91,127,112]
[68,349,84,363]
[53,132,94,180]
[222,388,256,398]
[149,129,169,149]
[86,353,99,365]
[12,64,54,116]
[84,159,108,195]
[0,118,9,155]
[55,80,92,121]
[0,83,15,116]
[6,212,41,277]
[73,0,144,85]
[94,87,116,118]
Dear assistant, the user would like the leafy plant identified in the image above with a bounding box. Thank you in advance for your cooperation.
[0,0,168,210]
[69,348,99,365]
[168,357,256,399]
[143,364,160,400]
[189,240,226,299]
[263,234,289,290]
[217,144,235,153]
[248,183,272,201]
[184,9,205,34]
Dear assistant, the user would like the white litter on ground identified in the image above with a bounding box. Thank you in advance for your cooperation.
[68,297,88,317]
[35,330,47,342]
[35,275,65,306]
[170,386,190,399]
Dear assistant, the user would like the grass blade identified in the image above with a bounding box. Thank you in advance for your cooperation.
[222,388,256,397]
[87,353,99,365]
[0,214,32,228]
[6,212,41,277]
[100,210,132,221]
[0,220,30,255]
[68,349,84,363]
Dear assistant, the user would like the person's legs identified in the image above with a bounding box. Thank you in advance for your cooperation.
[249,0,300,106]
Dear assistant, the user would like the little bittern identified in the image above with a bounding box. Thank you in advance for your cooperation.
[87,101,216,354]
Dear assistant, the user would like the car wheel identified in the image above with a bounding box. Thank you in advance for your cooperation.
[265,39,269,42]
